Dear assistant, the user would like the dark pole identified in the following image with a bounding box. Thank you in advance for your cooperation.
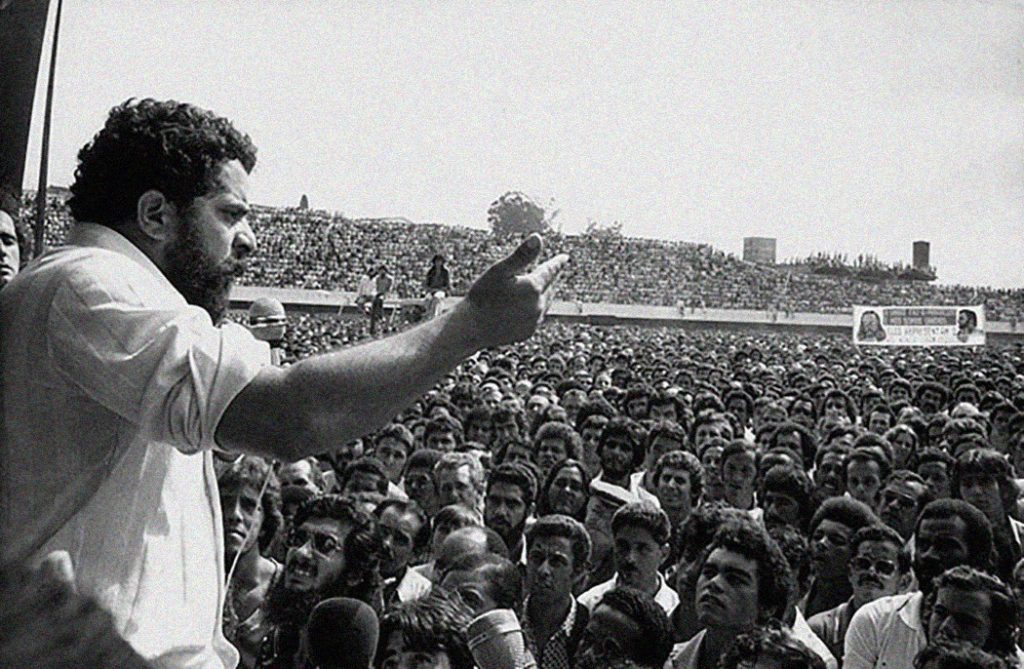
[34,0,64,257]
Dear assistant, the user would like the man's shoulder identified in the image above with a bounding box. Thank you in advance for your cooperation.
[850,592,918,624]
[578,578,615,608]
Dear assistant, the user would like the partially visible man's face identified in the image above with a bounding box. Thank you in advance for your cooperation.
[612,525,666,591]
[695,547,760,632]
[279,460,321,495]
[526,535,578,603]
[846,459,883,507]
[375,438,409,483]
[536,437,569,476]
[378,507,424,579]
[0,210,20,288]
[484,482,530,546]
[165,160,254,324]
[437,464,480,509]
[878,480,928,539]
[814,452,845,497]
[220,482,263,561]
[958,474,1005,524]
[926,586,993,649]
[599,436,634,479]
[918,461,953,500]
[914,516,971,594]
[380,631,452,669]
[576,604,644,669]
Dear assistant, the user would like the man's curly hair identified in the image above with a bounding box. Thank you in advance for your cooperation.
[376,590,474,669]
[68,98,257,226]
[696,517,796,624]
[217,456,282,553]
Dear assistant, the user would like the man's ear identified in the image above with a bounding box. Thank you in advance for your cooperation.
[136,190,175,242]
[659,541,671,564]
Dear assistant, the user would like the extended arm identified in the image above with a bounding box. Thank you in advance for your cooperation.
[216,235,566,461]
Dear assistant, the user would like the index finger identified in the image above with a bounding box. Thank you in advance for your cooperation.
[529,253,570,292]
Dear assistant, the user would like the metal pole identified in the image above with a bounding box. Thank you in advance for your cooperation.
[34,0,63,258]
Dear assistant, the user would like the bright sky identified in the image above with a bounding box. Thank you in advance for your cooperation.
[23,0,1024,288]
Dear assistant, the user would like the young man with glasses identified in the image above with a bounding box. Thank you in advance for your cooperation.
[807,524,909,665]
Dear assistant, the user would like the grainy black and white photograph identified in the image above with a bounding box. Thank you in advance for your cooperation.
[1,1,1023,668]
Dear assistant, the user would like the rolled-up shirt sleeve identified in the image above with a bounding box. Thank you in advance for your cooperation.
[47,276,270,454]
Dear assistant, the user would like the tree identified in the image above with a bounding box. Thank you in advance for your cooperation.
[582,218,623,240]
[486,191,555,238]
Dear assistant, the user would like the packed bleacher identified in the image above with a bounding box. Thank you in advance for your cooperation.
[23,192,1024,322]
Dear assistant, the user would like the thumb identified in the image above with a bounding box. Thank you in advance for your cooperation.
[491,234,542,277]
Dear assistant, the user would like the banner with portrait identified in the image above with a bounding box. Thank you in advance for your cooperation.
[853,305,986,346]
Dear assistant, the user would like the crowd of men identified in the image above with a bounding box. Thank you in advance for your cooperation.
[23,190,1024,321]
[4,98,1024,669]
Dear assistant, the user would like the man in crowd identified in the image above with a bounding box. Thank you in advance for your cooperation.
[579,501,678,614]
[522,515,593,669]
[651,450,704,552]
[594,417,659,504]
[376,499,432,607]
[576,587,675,669]
[0,199,23,290]
[371,423,415,494]
[484,463,537,564]
[807,524,910,665]
[278,457,328,519]
[877,470,933,540]
[403,449,443,517]
[926,565,1021,662]
[803,497,879,618]
[669,518,794,669]
[0,98,566,667]
[844,499,994,669]
[435,452,487,515]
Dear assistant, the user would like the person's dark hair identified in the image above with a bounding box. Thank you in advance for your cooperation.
[611,501,672,545]
[696,518,795,624]
[424,415,464,446]
[652,450,704,504]
[844,445,893,483]
[432,504,483,539]
[820,388,858,424]
[599,417,646,470]
[690,411,734,445]
[913,640,1010,669]
[917,447,956,471]
[68,98,257,226]
[721,438,759,472]
[293,495,384,605]
[767,525,811,599]
[486,462,538,504]
[376,590,474,669]
[536,459,592,521]
[593,587,675,669]
[649,391,689,432]
[443,552,523,614]
[375,423,415,456]
[760,465,815,531]
[675,502,748,567]
[406,448,444,475]
[813,443,852,471]
[464,406,493,432]
[768,422,818,470]
[533,421,583,461]
[217,455,282,552]
[718,621,827,669]
[525,514,592,573]
[645,420,688,455]
[342,457,389,495]
[850,524,912,575]
[916,382,952,411]
[808,496,878,535]
[375,499,431,555]
[927,565,1018,656]
[915,500,993,572]
[575,399,618,432]
[952,448,1019,516]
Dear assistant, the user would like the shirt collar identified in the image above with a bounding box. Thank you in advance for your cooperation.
[68,222,168,284]
[900,591,925,630]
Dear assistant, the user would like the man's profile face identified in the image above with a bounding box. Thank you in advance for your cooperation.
[809,519,854,580]
[914,516,970,593]
[927,585,992,649]
[283,517,350,593]
[536,437,569,475]
[220,482,263,560]
[0,210,20,288]
[918,461,952,500]
[695,547,760,631]
[164,160,254,324]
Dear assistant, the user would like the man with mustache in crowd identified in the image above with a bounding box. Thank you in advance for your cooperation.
[593,417,660,506]
[255,495,383,669]
[0,98,566,667]
[375,499,432,608]
[807,524,910,666]
[802,497,878,618]
[484,463,537,565]
[579,501,678,614]
[844,499,994,669]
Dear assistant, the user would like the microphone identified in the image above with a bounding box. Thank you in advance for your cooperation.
[467,609,537,669]
[248,297,287,364]
[304,597,379,669]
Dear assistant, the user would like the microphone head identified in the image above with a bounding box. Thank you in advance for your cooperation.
[248,297,287,342]
[305,597,379,669]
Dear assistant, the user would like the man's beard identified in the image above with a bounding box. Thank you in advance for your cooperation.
[165,211,246,325]
[264,574,324,627]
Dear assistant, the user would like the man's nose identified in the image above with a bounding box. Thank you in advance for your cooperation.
[234,220,257,258]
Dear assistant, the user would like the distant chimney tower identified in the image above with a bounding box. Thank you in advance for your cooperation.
[913,241,930,270]
[743,237,777,264]
[299,194,309,210]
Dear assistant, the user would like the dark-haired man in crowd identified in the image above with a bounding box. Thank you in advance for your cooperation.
[926,566,1022,663]
[952,448,1024,582]
[0,98,566,667]
[807,524,910,665]
[484,463,537,564]
[877,470,933,540]
[669,518,795,669]
[580,501,678,614]
[376,499,432,607]
[256,495,383,668]
[522,515,593,669]
[803,497,879,618]
[576,587,675,669]
[0,200,23,289]
[844,499,994,669]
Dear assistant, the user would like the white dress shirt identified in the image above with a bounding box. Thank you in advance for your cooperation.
[0,224,270,668]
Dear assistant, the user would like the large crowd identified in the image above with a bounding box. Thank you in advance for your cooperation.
[7,98,1024,669]
[199,310,1024,669]
[24,192,1024,322]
